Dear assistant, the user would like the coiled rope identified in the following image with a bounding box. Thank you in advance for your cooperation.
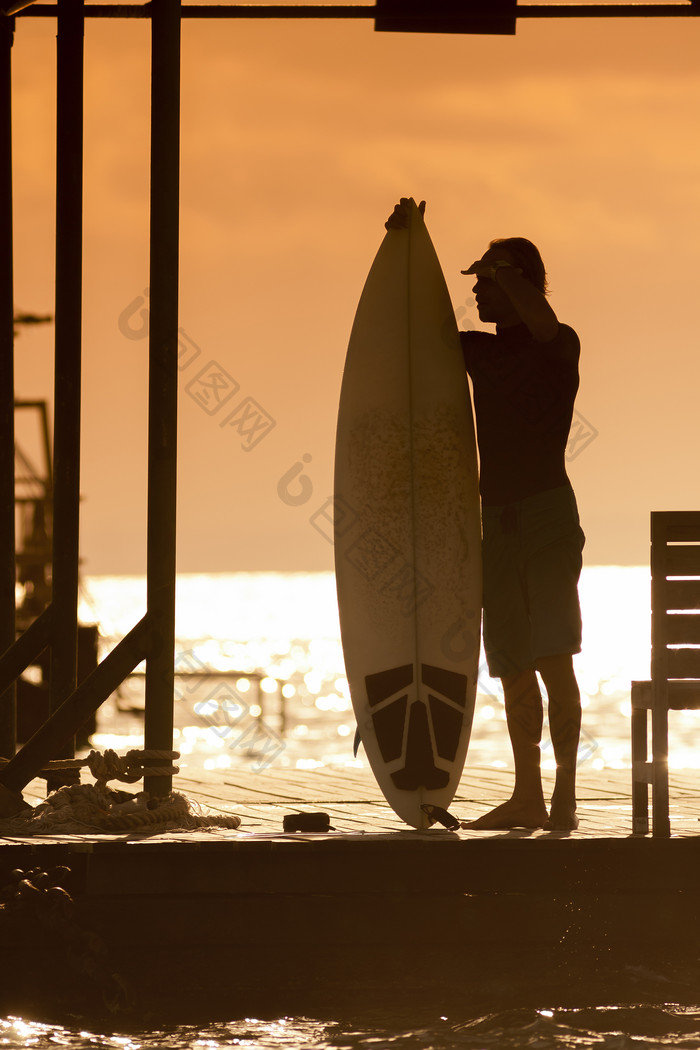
[0,749,241,834]
[29,747,180,785]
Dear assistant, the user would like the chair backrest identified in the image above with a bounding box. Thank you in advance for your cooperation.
[651,511,700,695]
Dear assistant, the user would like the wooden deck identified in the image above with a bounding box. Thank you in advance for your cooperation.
[3,761,700,1022]
[10,758,695,841]
[170,761,699,839]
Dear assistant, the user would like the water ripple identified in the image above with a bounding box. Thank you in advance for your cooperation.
[4,1008,700,1050]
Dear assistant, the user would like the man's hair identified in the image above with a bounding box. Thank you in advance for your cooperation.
[489,237,548,295]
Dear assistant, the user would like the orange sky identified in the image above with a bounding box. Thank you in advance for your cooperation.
[10,7,700,573]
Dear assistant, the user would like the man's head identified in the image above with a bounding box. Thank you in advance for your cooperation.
[488,238,548,294]
[464,238,548,327]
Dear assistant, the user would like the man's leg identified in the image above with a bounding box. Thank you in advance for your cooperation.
[536,653,581,830]
[464,668,548,829]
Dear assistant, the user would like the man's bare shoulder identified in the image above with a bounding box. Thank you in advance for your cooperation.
[459,329,494,347]
[542,323,580,358]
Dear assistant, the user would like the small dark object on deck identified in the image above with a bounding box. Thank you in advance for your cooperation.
[420,803,461,830]
[283,812,334,833]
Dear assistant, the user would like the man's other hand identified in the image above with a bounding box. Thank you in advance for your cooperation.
[385,197,426,230]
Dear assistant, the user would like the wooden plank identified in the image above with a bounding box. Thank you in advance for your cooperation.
[652,510,700,543]
[666,647,700,679]
[668,680,700,709]
[663,579,700,611]
[663,613,700,645]
[665,544,700,577]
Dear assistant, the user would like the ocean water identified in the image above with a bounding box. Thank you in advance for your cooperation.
[77,565,700,773]
[5,1007,700,1049]
[6,566,700,1049]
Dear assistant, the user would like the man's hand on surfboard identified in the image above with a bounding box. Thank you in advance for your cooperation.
[385,197,426,230]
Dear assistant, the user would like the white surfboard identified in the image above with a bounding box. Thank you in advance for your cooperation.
[334,199,482,830]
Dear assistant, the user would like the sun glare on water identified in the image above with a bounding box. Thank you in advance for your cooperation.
[79,566,700,772]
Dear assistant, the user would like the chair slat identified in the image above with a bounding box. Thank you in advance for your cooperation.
[661,613,700,645]
[662,579,700,611]
[666,647,700,679]
[652,510,700,542]
[668,680,700,710]
[664,544,700,576]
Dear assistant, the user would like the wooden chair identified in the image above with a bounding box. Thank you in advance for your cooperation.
[631,511,700,836]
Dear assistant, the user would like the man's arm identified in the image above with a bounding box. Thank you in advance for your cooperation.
[465,260,560,343]
[494,265,560,343]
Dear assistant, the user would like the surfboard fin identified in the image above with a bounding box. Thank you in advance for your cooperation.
[353,725,362,758]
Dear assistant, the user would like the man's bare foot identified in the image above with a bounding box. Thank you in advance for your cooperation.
[543,805,579,831]
[545,783,579,830]
[461,797,548,830]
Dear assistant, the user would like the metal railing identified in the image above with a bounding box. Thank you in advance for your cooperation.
[0,0,181,810]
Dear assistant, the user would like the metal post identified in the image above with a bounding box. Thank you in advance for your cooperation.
[0,14,15,759]
[144,0,180,797]
[49,0,84,759]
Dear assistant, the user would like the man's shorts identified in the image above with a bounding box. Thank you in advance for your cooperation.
[481,484,585,679]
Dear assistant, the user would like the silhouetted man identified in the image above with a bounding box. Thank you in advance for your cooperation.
[386,200,585,830]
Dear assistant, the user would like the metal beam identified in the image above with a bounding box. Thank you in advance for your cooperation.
[0,607,54,699]
[518,3,699,16]
[8,3,700,20]
[50,0,83,758]
[0,13,15,759]
[10,4,374,15]
[2,1,39,14]
[375,0,517,34]
[144,0,180,797]
[0,615,151,794]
